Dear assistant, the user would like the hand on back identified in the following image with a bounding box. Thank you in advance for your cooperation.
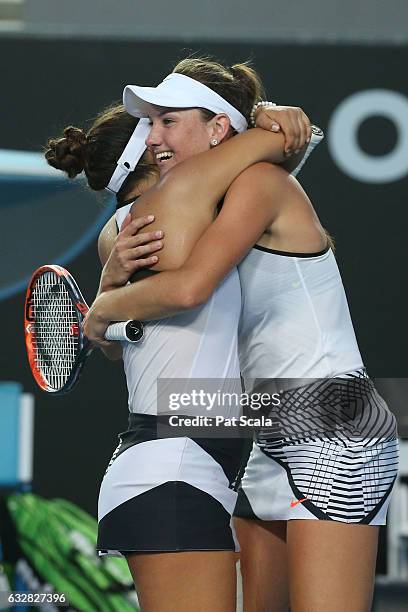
[100,214,164,292]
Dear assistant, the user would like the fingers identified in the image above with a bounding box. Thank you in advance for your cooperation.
[118,233,163,258]
[296,113,308,153]
[114,243,162,274]
[298,108,312,147]
[117,228,164,255]
[126,240,163,260]
[279,111,299,156]
[128,255,159,270]
[292,108,312,152]
[108,227,164,279]
[110,214,166,276]
[280,109,313,156]
[131,230,164,247]
[254,107,281,133]
[82,321,110,347]
[120,214,155,235]
[116,239,163,270]
[303,112,312,144]
[257,106,312,156]
[109,255,158,278]
[255,107,295,154]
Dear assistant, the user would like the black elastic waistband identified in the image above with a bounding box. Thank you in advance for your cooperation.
[126,412,245,453]
[126,412,159,444]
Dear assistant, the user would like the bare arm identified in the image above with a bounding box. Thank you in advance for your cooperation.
[85,111,313,343]
[98,127,289,295]
[141,127,287,212]
[93,214,164,358]
[98,105,313,290]
[98,216,118,267]
[84,164,289,339]
[95,218,123,360]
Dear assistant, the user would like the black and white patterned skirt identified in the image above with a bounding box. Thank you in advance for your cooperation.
[235,371,399,524]
[97,413,244,556]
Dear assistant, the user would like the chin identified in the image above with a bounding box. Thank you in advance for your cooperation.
[159,161,177,176]
[159,166,170,177]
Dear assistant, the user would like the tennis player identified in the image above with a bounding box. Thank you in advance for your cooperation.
[47,60,311,611]
[86,57,399,612]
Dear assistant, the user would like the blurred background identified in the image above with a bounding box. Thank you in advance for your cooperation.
[0,1,407,610]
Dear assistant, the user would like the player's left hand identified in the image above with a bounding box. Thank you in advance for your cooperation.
[83,302,111,348]
[255,105,312,156]
[100,213,163,293]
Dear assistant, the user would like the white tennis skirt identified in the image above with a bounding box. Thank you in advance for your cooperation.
[235,436,398,524]
[97,413,244,556]
[235,373,399,524]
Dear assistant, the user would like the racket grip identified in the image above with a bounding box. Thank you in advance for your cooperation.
[291,126,324,177]
[105,320,144,343]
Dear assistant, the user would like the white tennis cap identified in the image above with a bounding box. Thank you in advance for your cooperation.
[106,118,150,194]
[123,73,248,133]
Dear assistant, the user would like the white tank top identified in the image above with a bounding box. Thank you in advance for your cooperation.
[238,245,363,391]
[115,203,242,415]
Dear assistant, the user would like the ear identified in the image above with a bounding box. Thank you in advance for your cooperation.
[207,113,231,144]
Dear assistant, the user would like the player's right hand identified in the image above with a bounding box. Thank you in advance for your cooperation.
[255,105,312,156]
[100,214,164,292]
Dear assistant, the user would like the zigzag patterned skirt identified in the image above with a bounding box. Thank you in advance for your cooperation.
[235,371,399,524]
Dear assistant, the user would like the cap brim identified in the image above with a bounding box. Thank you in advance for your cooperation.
[124,84,193,117]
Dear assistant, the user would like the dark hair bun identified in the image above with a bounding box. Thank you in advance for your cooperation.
[44,104,156,198]
[45,126,87,179]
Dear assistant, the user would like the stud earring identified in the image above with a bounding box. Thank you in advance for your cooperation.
[210,139,219,146]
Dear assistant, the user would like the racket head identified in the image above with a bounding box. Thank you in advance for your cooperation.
[24,264,91,394]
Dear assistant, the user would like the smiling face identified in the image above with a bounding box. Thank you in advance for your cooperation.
[145,106,228,176]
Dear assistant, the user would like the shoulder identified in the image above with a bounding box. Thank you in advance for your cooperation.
[98,215,118,266]
[220,163,285,227]
[231,162,292,194]
[225,163,293,212]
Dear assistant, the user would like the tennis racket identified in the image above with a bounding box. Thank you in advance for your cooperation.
[24,264,144,394]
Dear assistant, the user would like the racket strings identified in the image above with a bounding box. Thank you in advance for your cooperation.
[31,271,80,390]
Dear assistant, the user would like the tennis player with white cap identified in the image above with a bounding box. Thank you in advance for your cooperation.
[86,56,397,612]
[106,70,316,195]
[46,69,316,610]
[81,57,320,611]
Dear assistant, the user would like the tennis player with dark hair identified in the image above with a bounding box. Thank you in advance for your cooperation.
[85,57,398,612]
[46,59,312,612]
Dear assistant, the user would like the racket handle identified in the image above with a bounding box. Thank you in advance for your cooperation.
[291,126,324,177]
[105,320,144,343]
